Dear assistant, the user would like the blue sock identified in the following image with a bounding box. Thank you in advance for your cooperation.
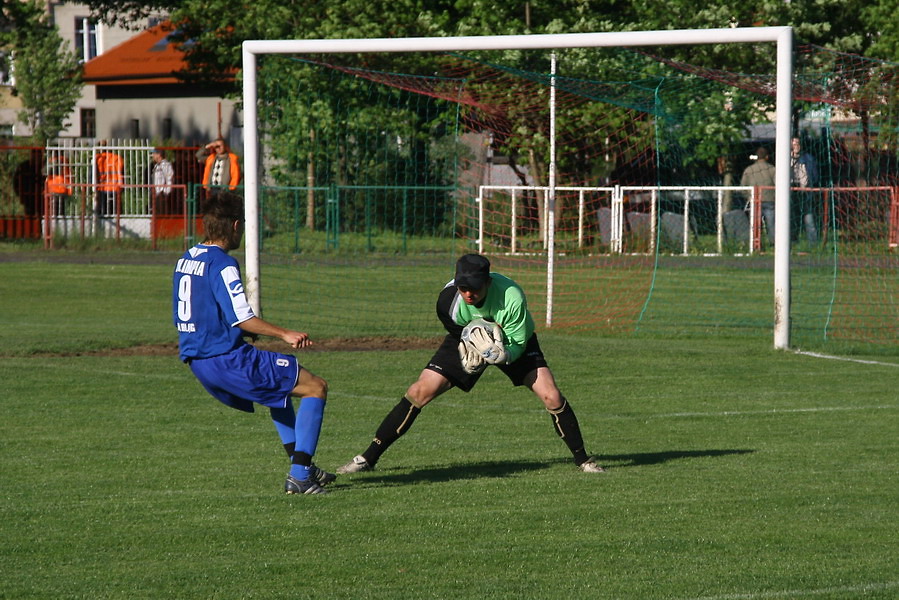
[296,396,326,456]
[289,464,311,480]
[270,405,296,446]
[289,396,326,480]
[272,405,309,480]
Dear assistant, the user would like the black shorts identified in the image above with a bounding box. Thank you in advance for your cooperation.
[425,333,548,392]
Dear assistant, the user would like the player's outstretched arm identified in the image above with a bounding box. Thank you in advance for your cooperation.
[238,316,313,349]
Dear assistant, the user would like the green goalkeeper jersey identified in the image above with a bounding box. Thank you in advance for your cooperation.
[439,272,535,363]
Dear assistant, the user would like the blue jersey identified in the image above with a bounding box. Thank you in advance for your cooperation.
[173,244,255,362]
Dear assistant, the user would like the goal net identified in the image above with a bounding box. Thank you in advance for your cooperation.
[242,30,899,354]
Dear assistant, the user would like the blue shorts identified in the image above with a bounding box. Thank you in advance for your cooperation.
[189,343,299,413]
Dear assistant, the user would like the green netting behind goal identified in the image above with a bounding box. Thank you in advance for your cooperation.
[252,45,899,355]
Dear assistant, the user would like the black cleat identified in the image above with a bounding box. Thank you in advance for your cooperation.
[284,475,327,495]
[309,463,337,487]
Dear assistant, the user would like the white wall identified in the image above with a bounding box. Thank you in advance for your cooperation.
[95,95,242,147]
[51,2,148,139]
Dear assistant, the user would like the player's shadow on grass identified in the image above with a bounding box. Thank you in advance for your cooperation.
[342,449,754,487]
[598,448,755,468]
[350,459,548,487]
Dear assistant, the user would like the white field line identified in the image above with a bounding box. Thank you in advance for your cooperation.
[38,362,193,380]
[620,405,896,420]
[27,366,189,380]
[794,349,899,367]
[686,579,899,600]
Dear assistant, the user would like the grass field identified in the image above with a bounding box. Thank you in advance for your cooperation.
[1,253,897,599]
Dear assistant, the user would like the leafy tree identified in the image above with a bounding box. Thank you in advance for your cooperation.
[78,0,899,208]
[1,1,82,143]
[861,0,899,62]
[76,0,181,31]
[79,0,896,82]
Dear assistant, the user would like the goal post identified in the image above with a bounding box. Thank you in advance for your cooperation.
[242,26,795,349]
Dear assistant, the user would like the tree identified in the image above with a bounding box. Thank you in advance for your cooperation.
[74,0,181,31]
[1,1,82,143]
[861,0,899,62]
[79,0,897,192]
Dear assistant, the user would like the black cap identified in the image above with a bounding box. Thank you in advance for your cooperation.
[454,254,491,290]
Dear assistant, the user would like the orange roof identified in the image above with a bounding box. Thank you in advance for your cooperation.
[82,21,233,86]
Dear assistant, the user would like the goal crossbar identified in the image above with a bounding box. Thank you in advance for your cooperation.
[242,27,795,348]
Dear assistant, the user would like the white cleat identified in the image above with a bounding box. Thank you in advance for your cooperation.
[579,457,606,473]
[336,455,373,474]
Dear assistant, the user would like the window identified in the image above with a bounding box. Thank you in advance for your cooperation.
[130,119,140,138]
[162,118,172,139]
[80,108,96,138]
[0,50,14,86]
[74,17,98,62]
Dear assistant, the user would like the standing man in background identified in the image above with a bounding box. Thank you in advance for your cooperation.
[198,138,241,192]
[791,136,820,245]
[95,141,124,219]
[151,148,174,214]
[46,155,72,225]
[740,147,777,247]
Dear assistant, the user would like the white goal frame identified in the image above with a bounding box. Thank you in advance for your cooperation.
[242,27,795,349]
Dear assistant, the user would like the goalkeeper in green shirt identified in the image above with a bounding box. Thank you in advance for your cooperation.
[337,253,604,475]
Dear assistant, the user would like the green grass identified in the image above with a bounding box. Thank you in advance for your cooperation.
[1,258,897,599]
[0,257,178,355]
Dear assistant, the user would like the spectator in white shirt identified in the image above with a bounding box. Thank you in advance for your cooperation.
[152,148,175,214]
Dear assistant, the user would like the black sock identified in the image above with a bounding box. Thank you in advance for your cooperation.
[548,398,589,465]
[283,442,295,459]
[361,397,421,466]
[292,451,312,467]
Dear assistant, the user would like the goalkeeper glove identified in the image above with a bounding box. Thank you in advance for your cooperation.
[458,340,487,374]
[461,319,509,366]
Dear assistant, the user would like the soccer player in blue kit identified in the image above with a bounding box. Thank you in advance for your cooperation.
[173,192,335,495]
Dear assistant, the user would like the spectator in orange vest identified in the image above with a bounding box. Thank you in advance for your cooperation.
[197,137,241,192]
[95,141,124,217]
[46,156,72,217]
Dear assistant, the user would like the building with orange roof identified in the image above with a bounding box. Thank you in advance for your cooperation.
[81,20,240,147]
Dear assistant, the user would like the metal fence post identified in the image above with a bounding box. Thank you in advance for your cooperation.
[326,183,339,250]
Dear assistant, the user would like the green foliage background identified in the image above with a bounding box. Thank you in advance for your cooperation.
[1,0,82,143]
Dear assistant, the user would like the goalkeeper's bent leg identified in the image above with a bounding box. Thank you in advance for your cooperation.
[360,397,421,466]
[548,398,590,466]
